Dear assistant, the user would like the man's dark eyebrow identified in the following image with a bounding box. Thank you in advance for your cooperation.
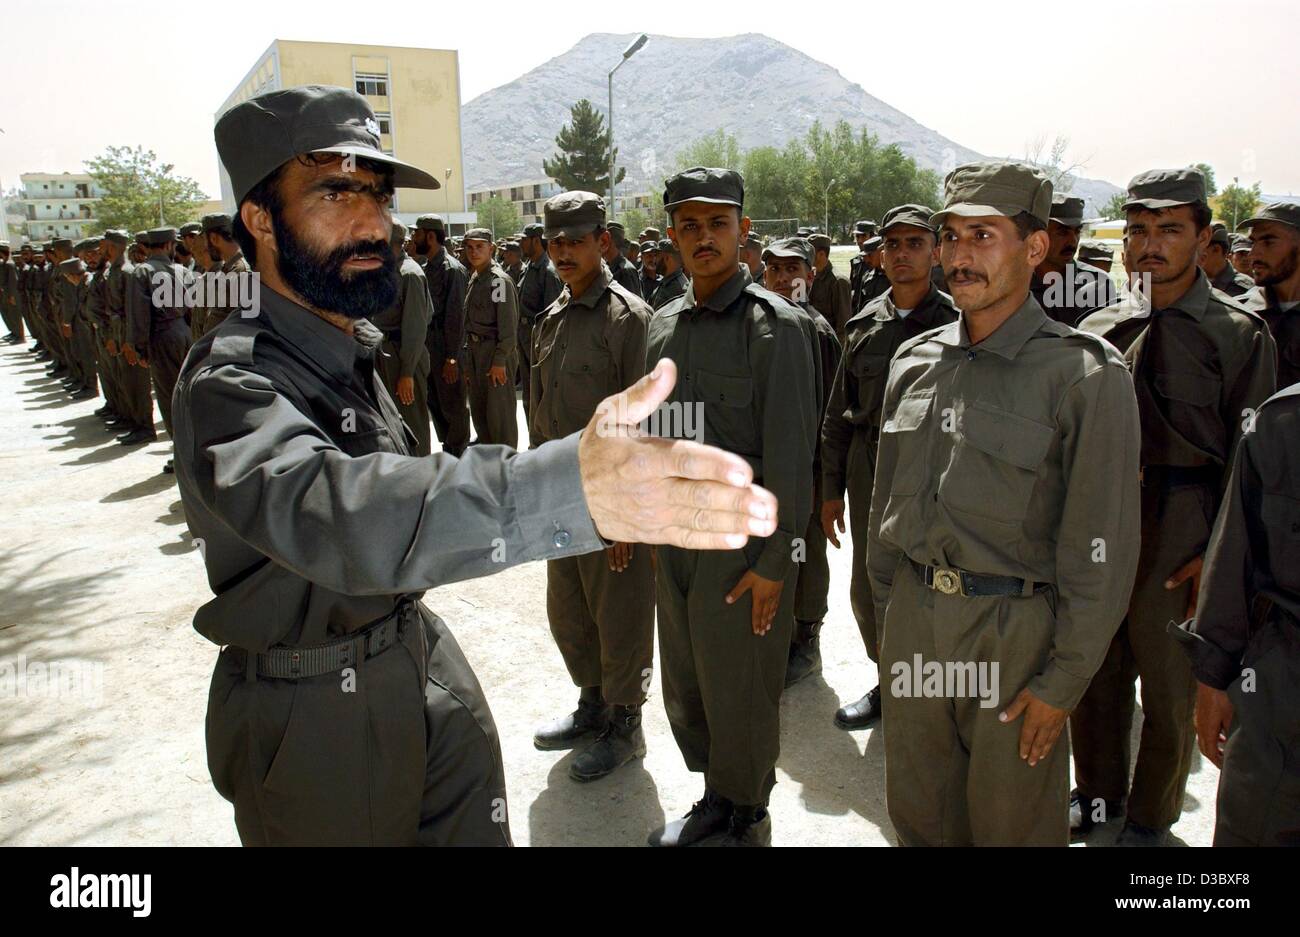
[312,175,394,197]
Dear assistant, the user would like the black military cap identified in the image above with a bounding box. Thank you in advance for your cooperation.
[663,166,744,213]
[933,160,1053,226]
[544,191,605,239]
[880,203,935,236]
[1208,222,1231,248]
[656,237,678,256]
[103,229,130,246]
[201,212,233,234]
[639,240,659,254]
[862,235,883,252]
[414,213,445,232]
[522,222,545,238]
[796,226,813,237]
[50,237,74,252]
[1049,195,1085,228]
[1237,200,1300,232]
[0,241,8,251]
[141,227,178,247]
[1123,167,1207,211]
[58,257,84,274]
[178,222,203,238]
[808,233,832,252]
[1077,240,1112,264]
[133,231,148,245]
[853,219,878,235]
[638,227,661,241]
[761,236,814,266]
[625,239,640,253]
[73,237,101,252]
[744,233,762,249]
[462,227,493,243]
[503,240,522,253]
[606,221,629,246]
[214,85,439,205]
[1230,233,1254,253]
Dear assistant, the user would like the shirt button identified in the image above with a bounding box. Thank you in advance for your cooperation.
[553,528,572,548]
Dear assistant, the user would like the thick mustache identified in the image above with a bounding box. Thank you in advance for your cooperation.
[326,239,392,270]
[1138,253,1166,264]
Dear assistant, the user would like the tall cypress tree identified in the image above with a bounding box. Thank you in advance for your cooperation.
[542,99,626,192]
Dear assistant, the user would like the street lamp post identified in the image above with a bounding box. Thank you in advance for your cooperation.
[824,178,836,238]
[608,33,648,224]
[1232,175,1239,231]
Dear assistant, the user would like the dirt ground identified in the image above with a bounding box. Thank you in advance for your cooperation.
[0,337,1219,847]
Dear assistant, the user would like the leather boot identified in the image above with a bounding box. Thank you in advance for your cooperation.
[569,703,646,781]
[717,804,772,847]
[1070,788,1124,839]
[648,787,733,847]
[533,686,605,750]
[784,619,822,687]
[834,684,882,730]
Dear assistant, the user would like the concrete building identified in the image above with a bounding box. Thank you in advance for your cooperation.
[17,172,105,242]
[215,40,474,231]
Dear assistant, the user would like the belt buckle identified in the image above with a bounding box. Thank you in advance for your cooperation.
[932,567,963,597]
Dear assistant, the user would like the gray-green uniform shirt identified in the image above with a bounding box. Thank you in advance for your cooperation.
[463,261,519,368]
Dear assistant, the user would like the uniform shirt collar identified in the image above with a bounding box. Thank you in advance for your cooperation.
[258,285,370,383]
[565,263,614,310]
[935,292,1047,360]
[683,267,748,312]
[1160,270,1211,321]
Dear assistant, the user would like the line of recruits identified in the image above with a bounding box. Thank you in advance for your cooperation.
[0,216,250,470]
[351,152,1298,846]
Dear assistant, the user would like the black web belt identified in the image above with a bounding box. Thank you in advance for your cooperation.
[254,601,415,679]
[910,559,1044,598]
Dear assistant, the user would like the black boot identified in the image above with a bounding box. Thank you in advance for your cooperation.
[784,619,823,688]
[717,804,772,847]
[1069,788,1123,839]
[648,787,733,847]
[569,703,646,781]
[834,684,882,730]
[533,686,605,751]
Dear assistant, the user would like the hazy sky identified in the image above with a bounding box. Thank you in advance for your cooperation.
[2,0,1296,200]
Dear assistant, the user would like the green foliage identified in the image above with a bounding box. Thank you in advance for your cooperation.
[1194,162,1218,197]
[84,145,206,232]
[543,99,625,193]
[475,196,521,239]
[1214,182,1262,228]
[1101,192,1129,220]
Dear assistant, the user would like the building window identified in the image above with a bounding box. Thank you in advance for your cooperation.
[373,112,392,134]
[355,75,388,96]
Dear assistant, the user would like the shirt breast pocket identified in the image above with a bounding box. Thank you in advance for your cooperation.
[1261,491,1300,595]
[850,351,891,425]
[880,390,932,496]
[941,401,1055,523]
[559,346,610,420]
[694,368,756,449]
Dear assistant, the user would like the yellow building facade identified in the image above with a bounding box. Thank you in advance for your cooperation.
[215,40,467,220]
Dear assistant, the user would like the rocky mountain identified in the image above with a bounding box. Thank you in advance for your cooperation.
[460,32,1122,216]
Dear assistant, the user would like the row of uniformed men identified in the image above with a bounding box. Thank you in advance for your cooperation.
[0,217,250,466]
[407,159,1297,847]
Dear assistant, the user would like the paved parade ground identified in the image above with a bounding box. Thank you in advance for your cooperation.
[0,339,1220,847]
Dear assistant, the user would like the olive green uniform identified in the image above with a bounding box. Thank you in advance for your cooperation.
[647,270,818,806]
[423,246,471,455]
[1072,272,1277,830]
[530,265,655,705]
[1174,385,1300,845]
[793,301,840,624]
[106,254,154,433]
[127,254,194,436]
[869,295,1142,845]
[811,261,852,338]
[372,255,434,456]
[516,252,563,442]
[652,268,687,310]
[1240,286,1300,391]
[1031,261,1116,326]
[462,261,520,448]
[1209,262,1255,298]
[0,254,22,339]
[607,253,643,299]
[822,286,958,660]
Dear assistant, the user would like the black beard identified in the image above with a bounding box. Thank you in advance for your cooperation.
[273,212,398,319]
[1256,245,1299,287]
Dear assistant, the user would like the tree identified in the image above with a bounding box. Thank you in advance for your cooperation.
[673,130,744,174]
[85,145,206,232]
[1194,162,1218,197]
[542,99,625,194]
[1214,182,1262,230]
[475,196,520,240]
[619,190,666,245]
[1022,133,1087,193]
[1101,191,1129,220]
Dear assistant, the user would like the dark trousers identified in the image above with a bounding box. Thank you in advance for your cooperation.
[119,318,156,432]
[206,604,511,846]
[656,538,797,806]
[1071,482,1209,829]
[376,340,432,457]
[546,547,655,706]
[517,316,535,447]
[1,295,23,338]
[464,335,518,449]
[1214,612,1300,846]
[148,318,191,437]
[427,338,470,457]
[72,320,99,395]
[846,432,879,660]
[793,475,830,623]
